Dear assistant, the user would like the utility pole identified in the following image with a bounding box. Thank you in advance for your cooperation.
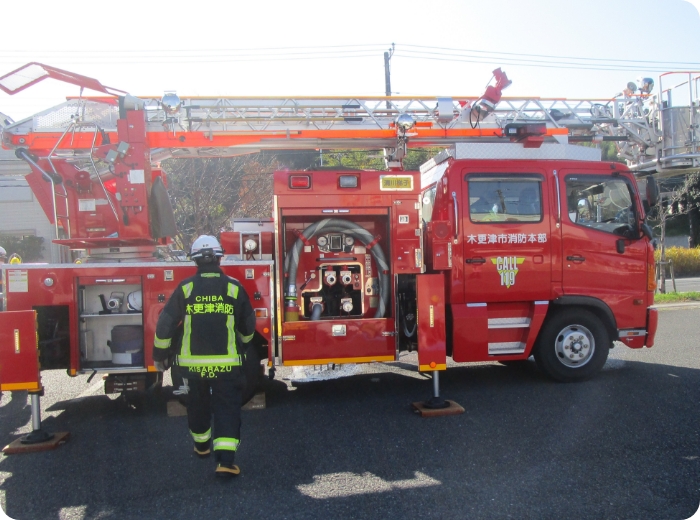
[384,43,394,110]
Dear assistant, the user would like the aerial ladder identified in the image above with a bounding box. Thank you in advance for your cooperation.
[2,64,698,255]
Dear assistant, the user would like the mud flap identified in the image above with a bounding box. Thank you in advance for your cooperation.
[241,342,261,406]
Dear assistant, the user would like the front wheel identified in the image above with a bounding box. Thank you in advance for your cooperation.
[534,309,610,382]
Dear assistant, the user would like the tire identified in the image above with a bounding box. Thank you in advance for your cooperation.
[533,308,610,382]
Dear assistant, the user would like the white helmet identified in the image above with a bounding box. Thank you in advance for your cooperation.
[189,235,224,260]
[0,246,6,259]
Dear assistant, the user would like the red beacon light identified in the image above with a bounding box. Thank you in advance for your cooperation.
[503,123,547,148]
[289,175,311,189]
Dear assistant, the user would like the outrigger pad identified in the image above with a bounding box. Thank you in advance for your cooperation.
[2,432,70,454]
[411,400,464,418]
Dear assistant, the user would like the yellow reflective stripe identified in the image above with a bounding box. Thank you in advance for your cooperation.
[190,429,211,443]
[419,363,447,372]
[227,283,239,299]
[182,315,192,357]
[200,273,220,278]
[226,314,238,361]
[178,356,241,366]
[213,437,240,451]
[154,336,171,349]
[283,355,395,366]
[0,382,41,391]
[241,332,254,344]
[182,281,194,299]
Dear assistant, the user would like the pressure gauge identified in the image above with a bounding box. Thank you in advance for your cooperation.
[244,239,258,252]
[344,236,354,247]
[317,236,328,248]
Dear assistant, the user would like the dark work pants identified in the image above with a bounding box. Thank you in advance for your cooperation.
[187,377,242,464]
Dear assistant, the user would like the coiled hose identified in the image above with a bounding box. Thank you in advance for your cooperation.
[283,218,390,319]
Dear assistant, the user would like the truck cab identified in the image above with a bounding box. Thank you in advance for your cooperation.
[421,143,658,381]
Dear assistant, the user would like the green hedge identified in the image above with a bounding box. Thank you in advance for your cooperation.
[655,246,700,277]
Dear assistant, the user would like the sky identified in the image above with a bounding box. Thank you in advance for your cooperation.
[1,0,699,123]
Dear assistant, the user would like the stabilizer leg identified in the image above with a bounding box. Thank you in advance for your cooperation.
[2,392,69,454]
[411,370,464,418]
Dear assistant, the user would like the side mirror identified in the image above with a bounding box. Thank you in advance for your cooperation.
[613,223,634,239]
[577,198,592,221]
[641,222,654,241]
[616,238,626,254]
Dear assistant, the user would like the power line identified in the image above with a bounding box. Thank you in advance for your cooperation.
[0,54,381,67]
[399,44,700,68]
[0,44,388,55]
[1,42,696,68]
[393,53,689,74]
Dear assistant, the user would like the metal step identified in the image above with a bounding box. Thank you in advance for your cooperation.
[488,317,531,329]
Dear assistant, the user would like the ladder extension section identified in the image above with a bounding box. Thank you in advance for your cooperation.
[2,73,700,177]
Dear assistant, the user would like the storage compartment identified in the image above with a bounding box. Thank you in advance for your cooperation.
[36,305,71,370]
[78,277,144,370]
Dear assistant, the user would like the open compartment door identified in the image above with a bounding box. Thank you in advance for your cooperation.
[0,310,41,392]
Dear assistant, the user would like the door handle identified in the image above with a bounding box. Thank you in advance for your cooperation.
[566,255,586,262]
[466,257,486,264]
[451,192,459,240]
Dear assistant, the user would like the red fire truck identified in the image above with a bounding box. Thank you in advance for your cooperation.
[0,63,666,438]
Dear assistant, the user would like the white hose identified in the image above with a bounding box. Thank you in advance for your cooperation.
[283,218,390,319]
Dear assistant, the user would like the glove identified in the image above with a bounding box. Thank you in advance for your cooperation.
[154,359,170,372]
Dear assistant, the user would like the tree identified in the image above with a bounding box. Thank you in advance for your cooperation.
[162,147,448,253]
[163,155,276,252]
[649,177,694,293]
[273,147,444,172]
[403,148,443,171]
[601,141,625,163]
[683,173,700,247]
[576,141,625,163]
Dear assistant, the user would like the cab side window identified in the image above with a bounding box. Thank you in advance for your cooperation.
[467,175,543,223]
[565,176,636,235]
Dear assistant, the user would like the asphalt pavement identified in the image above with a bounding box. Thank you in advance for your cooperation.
[1,307,700,520]
[659,276,700,294]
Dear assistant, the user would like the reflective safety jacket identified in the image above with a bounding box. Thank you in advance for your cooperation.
[153,264,255,379]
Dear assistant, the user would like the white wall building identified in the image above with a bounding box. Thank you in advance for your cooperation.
[0,148,67,263]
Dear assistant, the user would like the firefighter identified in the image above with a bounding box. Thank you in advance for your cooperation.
[153,235,256,478]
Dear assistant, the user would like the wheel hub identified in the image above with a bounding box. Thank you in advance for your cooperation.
[556,326,594,367]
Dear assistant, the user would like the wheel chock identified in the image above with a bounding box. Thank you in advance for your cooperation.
[411,400,464,417]
[2,432,70,454]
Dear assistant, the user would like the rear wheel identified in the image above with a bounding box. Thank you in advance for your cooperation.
[534,308,610,382]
